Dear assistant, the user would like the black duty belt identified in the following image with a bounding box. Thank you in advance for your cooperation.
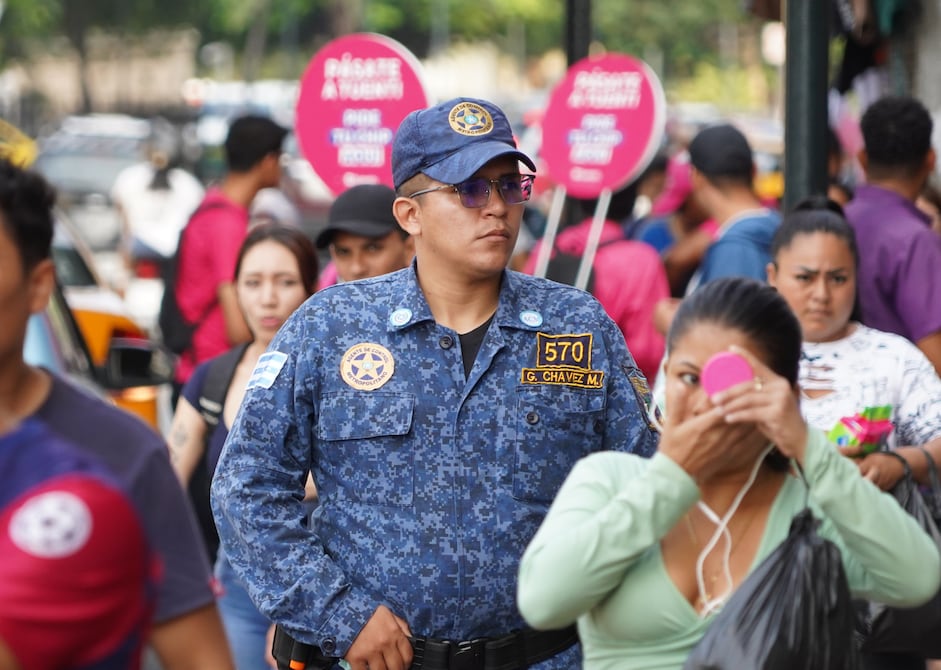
[410,625,579,670]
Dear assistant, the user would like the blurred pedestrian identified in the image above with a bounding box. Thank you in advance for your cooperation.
[518,277,940,668]
[111,124,204,280]
[170,115,288,394]
[213,97,658,670]
[633,151,717,297]
[652,123,780,336]
[0,416,156,670]
[767,198,941,670]
[0,158,232,669]
[169,222,318,669]
[315,184,413,287]
[844,95,941,374]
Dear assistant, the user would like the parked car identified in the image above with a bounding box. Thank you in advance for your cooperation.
[24,282,174,430]
[47,208,171,429]
[52,208,150,359]
[34,114,153,250]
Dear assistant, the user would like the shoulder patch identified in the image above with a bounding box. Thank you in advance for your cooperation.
[247,351,288,390]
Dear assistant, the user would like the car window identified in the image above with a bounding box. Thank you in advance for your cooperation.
[51,245,97,287]
[35,153,141,195]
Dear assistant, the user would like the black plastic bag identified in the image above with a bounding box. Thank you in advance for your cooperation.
[917,447,941,529]
[685,508,859,670]
[856,452,941,658]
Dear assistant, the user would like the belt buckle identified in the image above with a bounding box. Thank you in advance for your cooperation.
[448,637,486,670]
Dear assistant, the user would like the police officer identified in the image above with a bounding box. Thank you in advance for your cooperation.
[212,97,658,670]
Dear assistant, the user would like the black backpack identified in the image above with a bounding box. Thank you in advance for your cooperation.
[158,201,228,354]
[186,342,249,563]
[544,237,623,294]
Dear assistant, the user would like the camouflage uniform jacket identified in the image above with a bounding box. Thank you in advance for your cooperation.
[211,263,658,666]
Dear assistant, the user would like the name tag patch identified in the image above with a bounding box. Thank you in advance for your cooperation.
[522,333,604,389]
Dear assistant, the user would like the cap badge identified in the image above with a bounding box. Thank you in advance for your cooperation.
[448,102,494,137]
[341,343,395,391]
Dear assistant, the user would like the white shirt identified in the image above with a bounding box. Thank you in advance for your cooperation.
[111,163,204,257]
[800,324,941,448]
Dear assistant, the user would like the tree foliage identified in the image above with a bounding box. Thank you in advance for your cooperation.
[0,0,752,88]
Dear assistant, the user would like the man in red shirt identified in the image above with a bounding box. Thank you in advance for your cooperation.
[173,115,288,388]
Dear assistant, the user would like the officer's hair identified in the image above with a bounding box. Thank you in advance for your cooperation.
[235,222,319,296]
[0,158,55,275]
[667,277,801,387]
[224,115,288,173]
[861,96,933,180]
[397,172,432,197]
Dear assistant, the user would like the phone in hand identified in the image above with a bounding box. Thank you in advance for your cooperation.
[701,351,754,399]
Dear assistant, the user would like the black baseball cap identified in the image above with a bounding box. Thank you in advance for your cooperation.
[316,184,402,249]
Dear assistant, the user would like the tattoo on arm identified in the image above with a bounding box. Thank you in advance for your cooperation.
[169,425,189,463]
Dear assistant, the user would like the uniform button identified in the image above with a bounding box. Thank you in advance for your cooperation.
[321,638,336,654]
[439,335,454,349]
[525,411,539,425]
[593,419,605,434]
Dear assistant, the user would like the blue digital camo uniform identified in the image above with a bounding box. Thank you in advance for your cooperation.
[212,264,659,667]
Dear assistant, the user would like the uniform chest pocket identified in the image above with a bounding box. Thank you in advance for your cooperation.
[318,390,416,507]
[513,385,606,503]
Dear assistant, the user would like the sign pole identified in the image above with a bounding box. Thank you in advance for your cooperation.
[574,188,612,291]
[532,185,568,279]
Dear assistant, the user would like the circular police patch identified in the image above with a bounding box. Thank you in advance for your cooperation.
[340,343,395,391]
[448,102,494,136]
[519,310,544,327]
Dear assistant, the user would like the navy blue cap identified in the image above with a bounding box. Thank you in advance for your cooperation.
[391,97,536,190]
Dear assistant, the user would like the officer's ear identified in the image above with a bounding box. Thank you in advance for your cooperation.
[393,195,422,237]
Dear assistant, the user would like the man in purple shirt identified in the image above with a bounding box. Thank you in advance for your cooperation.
[844,96,941,375]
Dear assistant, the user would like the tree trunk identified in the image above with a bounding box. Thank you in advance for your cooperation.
[243,0,271,83]
[63,1,93,113]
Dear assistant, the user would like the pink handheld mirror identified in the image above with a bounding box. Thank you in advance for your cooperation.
[701,351,754,398]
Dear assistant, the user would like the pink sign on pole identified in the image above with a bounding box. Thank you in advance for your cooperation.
[295,33,431,196]
[540,53,666,199]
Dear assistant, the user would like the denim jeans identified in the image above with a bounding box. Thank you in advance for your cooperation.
[216,549,273,670]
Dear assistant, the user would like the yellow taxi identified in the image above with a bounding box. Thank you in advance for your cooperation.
[51,210,167,429]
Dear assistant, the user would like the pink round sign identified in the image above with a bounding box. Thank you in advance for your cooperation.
[540,54,666,199]
[295,33,430,195]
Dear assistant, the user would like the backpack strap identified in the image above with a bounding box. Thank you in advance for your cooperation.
[197,342,250,428]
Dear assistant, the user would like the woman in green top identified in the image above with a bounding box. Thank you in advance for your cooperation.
[517,277,941,669]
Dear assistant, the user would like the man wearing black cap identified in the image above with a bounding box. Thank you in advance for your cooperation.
[684,123,780,293]
[213,97,658,670]
[316,184,413,285]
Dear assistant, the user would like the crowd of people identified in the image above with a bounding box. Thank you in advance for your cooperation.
[2,90,941,670]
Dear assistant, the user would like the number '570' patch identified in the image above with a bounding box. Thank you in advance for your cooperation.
[521,333,604,389]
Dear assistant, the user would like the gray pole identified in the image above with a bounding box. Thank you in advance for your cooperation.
[565,0,591,66]
[783,0,830,212]
[563,0,592,230]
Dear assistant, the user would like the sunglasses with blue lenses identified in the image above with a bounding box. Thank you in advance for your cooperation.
[407,174,535,208]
